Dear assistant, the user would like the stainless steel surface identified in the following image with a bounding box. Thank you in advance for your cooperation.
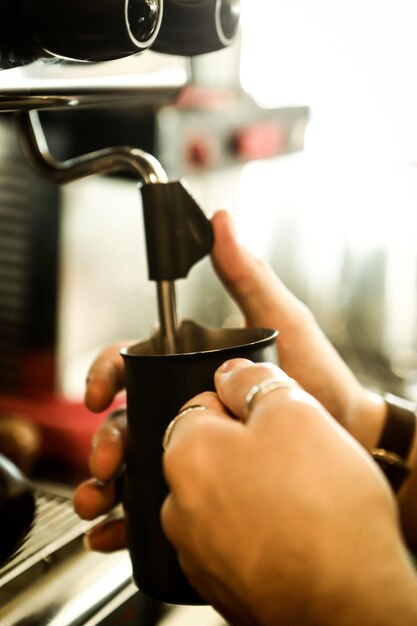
[157,281,180,354]
[159,605,226,626]
[81,583,140,626]
[16,109,180,355]
[0,52,189,111]
[0,484,133,626]
[0,482,224,625]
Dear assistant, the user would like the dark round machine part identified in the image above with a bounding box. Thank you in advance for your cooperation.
[15,0,163,62]
[0,0,40,69]
[0,453,36,565]
[128,0,161,44]
[151,0,241,56]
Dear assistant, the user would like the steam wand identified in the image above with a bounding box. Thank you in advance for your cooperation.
[14,110,180,353]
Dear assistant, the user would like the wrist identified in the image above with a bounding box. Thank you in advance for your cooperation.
[397,413,417,548]
[346,390,417,470]
[349,391,417,547]
[345,388,386,452]
[371,394,416,492]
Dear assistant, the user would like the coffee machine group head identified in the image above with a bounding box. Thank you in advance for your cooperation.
[1,0,241,67]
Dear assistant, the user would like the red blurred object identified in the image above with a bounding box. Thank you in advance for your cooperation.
[175,84,237,110]
[186,135,219,168]
[0,393,125,478]
[232,121,287,160]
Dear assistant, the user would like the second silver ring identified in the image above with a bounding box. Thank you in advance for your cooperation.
[245,377,301,418]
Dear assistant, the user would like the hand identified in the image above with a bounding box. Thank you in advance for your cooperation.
[161,359,417,626]
[82,210,385,449]
[210,210,385,449]
[74,209,385,552]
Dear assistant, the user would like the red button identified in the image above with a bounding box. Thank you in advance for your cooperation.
[186,136,220,168]
[233,122,287,160]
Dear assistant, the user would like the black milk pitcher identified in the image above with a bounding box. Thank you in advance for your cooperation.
[122,320,278,605]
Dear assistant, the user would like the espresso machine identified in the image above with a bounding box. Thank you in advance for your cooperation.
[0,1,308,622]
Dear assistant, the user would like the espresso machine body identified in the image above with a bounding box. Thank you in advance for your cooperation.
[0,1,246,619]
[0,0,307,466]
[0,0,307,617]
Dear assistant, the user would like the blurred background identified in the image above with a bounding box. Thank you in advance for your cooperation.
[237,0,417,395]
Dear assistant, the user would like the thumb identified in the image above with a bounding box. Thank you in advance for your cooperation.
[210,210,306,331]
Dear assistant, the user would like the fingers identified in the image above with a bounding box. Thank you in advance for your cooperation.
[73,477,121,520]
[211,210,308,330]
[84,516,127,552]
[176,392,232,426]
[73,409,126,523]
[74,408,127,553]
[161,362,305,458]
[214,358,306,423]
[85,342,132,412]
[162,391,243,497]
[160,391,247,570]
[74,408,126,520]
[89,408,127,482]
[162,392,231,451]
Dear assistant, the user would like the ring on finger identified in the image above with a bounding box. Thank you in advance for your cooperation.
[245,377,301,419]
[162,404,208,450]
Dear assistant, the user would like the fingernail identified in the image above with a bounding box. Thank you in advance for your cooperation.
[218,360,235,375]
[216,359,252,376]
[91,425,120,449]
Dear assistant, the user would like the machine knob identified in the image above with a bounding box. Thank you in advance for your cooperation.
[16,0,163,62]
[186,135,220,168]
[152,0,241,56]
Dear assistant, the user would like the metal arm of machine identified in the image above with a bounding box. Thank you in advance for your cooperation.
[15,109,180,354]
[15,109,168,184]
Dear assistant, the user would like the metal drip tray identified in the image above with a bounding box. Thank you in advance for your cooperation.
[0,483,135,626]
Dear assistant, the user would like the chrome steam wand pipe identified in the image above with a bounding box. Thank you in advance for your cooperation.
[15,110,168,184]
[15,109,179,354]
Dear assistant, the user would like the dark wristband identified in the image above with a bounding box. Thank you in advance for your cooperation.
[371,394,416,492]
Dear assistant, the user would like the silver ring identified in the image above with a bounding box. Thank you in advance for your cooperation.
[162,404,208,450]
[245,377,300,418]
